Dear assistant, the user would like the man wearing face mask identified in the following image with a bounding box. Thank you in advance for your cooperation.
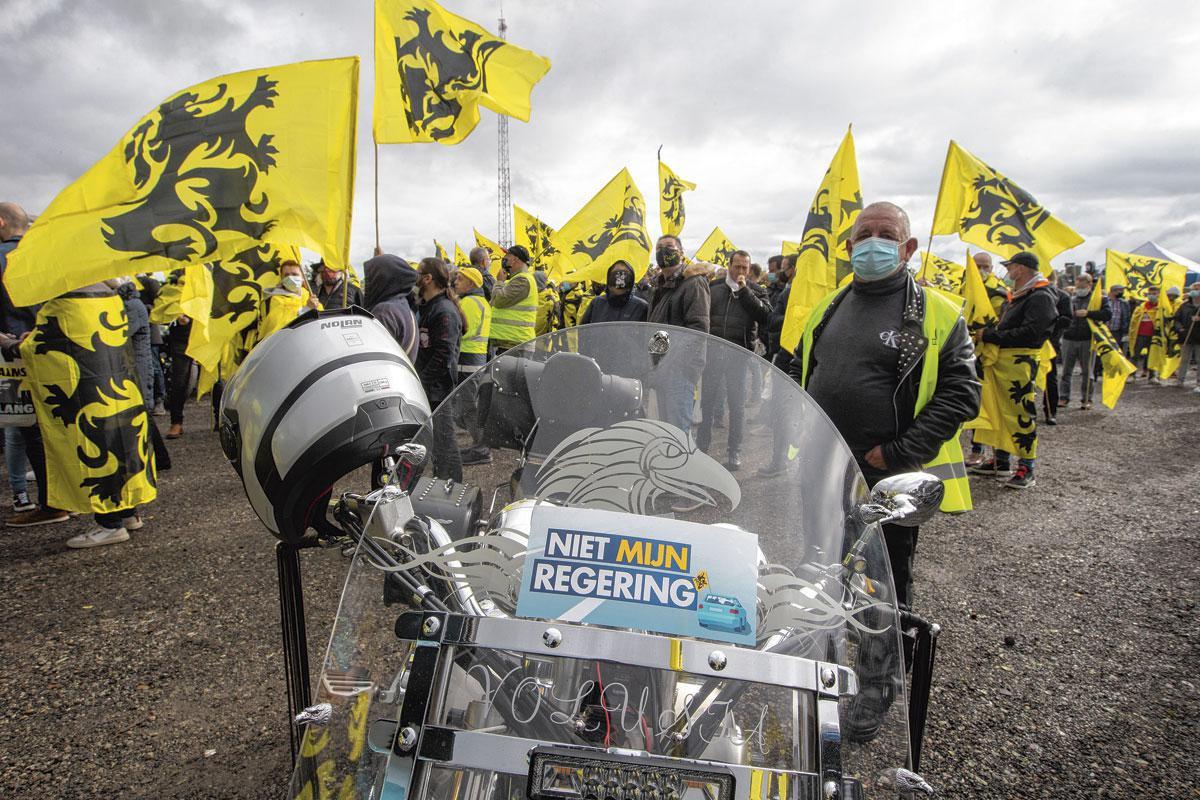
[580,261,649,324]
[489,245,538,354]
[789,202,978,746]
[971,252,1059,489]
[790,202,979,608]
[257,260,321,342]
[314,260,364,311]
[696,250,770,469]
[648,235,712,433]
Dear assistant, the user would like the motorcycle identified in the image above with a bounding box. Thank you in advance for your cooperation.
[225,316,939,799]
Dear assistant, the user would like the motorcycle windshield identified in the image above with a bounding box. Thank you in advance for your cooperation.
[288,323,911,800]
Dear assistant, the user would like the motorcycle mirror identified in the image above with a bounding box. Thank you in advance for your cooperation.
[856,472,944,528]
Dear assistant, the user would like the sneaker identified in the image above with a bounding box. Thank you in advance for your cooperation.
[66,526,129,549]
[122,515,144,531]
[152,404,167,417]
[1005,466,1036,490]
[1044,416,1058,426]
[756,462,787,479]
[968,458,1013,477]
[12,492,36,513]
[844,680,895,744]
[725,453,742,471]
[1193,387,1200,395]
[1082,401,1093,410]
[6,508,71,528]
[1148,376,1161,386]
[461,449,492,466]
[963,451,987,468]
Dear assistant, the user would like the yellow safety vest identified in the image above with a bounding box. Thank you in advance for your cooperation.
[490,272,538,344]
[800,284,972,513]
[460,294,491,355]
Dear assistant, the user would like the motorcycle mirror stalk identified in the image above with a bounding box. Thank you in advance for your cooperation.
[854,471,945,528]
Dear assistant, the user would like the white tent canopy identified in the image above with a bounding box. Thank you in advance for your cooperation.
[1130,241,1200,272]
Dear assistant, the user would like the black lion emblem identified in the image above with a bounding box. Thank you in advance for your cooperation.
[571,193,650,261]
[959,169,1050,250]
[393,7,505,140]
[101,75,279,262]
[661,174,689,228]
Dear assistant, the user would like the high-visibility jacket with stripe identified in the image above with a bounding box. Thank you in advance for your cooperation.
[490,272,538,345]
[460,293,491,361]
[800,284,972,513]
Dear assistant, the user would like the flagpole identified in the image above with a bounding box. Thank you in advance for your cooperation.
[373,141,381,253]
[924,140,955,272]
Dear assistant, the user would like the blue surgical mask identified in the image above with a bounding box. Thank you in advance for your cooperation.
[850,237,902,281]
[282,275,303,292]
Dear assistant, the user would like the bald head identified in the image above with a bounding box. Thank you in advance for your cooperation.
[973,252,993,270]
[847,201,918,271]
[0,202,30,240]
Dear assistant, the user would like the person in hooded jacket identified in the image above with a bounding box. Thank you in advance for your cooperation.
[580,261,649,324]
[364,254,419,361]
[648,235,712,433]
[416,258,466,482]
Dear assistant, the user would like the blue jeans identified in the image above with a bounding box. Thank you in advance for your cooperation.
[661,374,698,438]
[4,426,29,494]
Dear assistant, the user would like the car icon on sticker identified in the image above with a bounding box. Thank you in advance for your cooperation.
[697,592,749,634]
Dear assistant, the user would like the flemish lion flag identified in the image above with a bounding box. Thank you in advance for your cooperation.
[553,168,652,284]
[1104,248,1187,302]
[453,243,470,268]
[434,240,450,262]
[513,205,567,280]
[658,160,696,237]
[931,141,1083,276]
[374,0,551,145]
[187,243,299,398]
[5,58,359,307]
[20,293,157,513]
[1086,285,1136,408]
[473,228,505,275]
[693,227,738,267]
[918,252,965,294]
[780,127,862,353]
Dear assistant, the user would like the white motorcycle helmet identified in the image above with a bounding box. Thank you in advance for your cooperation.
[219,308,430,544]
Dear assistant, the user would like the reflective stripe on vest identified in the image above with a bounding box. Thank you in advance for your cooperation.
[800,284,972,513]
[490,273,538,344]
[461,295,492,355]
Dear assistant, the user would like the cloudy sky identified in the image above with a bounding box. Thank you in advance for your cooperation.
[4,0,1199,273]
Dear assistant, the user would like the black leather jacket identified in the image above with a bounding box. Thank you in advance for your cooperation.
[708,279,770,350]
[789,276,981,472]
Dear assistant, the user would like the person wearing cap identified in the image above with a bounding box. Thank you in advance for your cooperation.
[454,266,492,465]
[489,244,538,354]
[969,251,1058,489]
[314,260,364,311]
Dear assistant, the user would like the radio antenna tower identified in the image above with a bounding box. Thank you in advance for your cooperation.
[496,7,513,247]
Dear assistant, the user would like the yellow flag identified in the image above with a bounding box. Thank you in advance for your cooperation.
[434,240,450,262]
[473,228,505,276]
[374,0,550,145]
[453,243,470,268]
[960,248,999,336]
[187,243,298,398]
[20,293,157,513]
[918,252,966,294]
[1084,284,1136,408]
[1149,296,1182,379]
[1104,248,1187,302]
[931,141,1083,275]
[782,240,801,257]
[780,127,862,353]
[5,58,358,307]
[693,227,738,267]
[658,160,696,237]
[513,205,567,280]
[553,168,652,284]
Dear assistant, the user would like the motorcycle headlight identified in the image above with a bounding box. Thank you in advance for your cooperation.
[527,747,734,800]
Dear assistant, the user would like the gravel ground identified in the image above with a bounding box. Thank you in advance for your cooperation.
[0,380,1196,799]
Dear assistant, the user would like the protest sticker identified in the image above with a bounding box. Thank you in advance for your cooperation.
[516,506,759,646]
